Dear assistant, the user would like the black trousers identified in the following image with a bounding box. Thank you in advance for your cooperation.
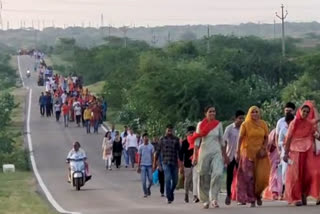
[158,169,165,195]
[76,115,81,125]
[55,111,61,121]
[114,156,121,168]
[226,158,238,197]
[40,105,45,116]
[46,105,51,117]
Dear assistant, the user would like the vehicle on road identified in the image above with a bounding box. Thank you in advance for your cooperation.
[26,70,31,78]
[68,157,86,191]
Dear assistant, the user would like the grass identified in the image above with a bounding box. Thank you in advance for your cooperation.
[86,81,105,96]
[0,56,58,214]
[0,172,57,214]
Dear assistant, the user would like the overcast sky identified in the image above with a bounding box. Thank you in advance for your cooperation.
[2,0,320,29]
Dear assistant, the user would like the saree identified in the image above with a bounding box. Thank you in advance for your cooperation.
[285,101,320,203]
[237,106,270,203]
[263,129,282,200]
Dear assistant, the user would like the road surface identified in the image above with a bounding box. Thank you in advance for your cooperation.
[17,55,319,214]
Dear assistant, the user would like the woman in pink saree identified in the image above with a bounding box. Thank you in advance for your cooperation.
[283,101,320,206]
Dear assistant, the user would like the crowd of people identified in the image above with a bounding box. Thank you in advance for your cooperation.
[35,59,320,209]
[100,102,320,209]
[38,73,107,133]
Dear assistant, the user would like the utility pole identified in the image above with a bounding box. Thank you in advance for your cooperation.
[0,0,3,30]
[108,24,112,37]
[151,31,158,46]
[120,26,128,48]
[206,25,211,54]
[101,14,104,28]
[273,19,276,40]
[167,32,171,44]
[276,4,288,57]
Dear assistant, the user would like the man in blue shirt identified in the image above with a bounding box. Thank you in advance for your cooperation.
[38,92,46,116]
[138,133,154,198]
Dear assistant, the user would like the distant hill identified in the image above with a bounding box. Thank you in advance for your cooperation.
[1,21,320,49]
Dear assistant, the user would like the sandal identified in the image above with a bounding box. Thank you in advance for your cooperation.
[212,200,219,208]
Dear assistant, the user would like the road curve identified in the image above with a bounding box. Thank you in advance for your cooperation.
[18,55,319,214]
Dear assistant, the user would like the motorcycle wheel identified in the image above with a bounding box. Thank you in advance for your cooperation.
[75,178,81,191]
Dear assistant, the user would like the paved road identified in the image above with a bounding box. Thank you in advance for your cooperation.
[18,55,319,214]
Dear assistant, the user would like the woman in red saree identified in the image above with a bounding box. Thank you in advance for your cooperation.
[284,101,320,206]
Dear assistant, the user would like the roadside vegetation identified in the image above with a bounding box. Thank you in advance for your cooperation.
[0,53,57,214]
[50,35,320,137]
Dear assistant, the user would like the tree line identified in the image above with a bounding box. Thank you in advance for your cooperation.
[52,35,318,137]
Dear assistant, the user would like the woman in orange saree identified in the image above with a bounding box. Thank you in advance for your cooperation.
[284,101,320,206]
[236,106,270,207]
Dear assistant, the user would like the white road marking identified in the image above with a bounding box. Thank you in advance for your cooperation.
[18,56,81,214]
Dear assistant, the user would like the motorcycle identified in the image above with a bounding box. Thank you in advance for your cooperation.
[26,72,31,78]
[68,158,86,191]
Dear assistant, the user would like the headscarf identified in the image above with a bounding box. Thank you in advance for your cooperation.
[245,106,265,128]
[188,117,220,150]
[289,100,317,139]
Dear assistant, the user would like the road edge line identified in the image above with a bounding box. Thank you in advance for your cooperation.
[19,56,81,214]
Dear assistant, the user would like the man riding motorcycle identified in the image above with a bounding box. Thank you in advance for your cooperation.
[66,141,92,183]
[26,69,31,78]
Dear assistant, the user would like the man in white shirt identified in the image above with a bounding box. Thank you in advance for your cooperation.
[223,110,245,205]
[275,102,296,150]
[61,92,67,104]
[125,127,138,168]
[66,142,91,182]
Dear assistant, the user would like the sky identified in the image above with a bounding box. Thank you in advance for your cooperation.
[2,0,320,29]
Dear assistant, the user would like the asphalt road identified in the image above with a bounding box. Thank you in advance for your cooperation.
[18,55,319,214]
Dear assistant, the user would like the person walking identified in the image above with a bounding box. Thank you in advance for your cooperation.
[152,137,165,197]
[191,106,228,209]
[45,92,52,117]
[83,105,92,134]
[125,127,138,168]
[154,125,180,204]
[236,106,270,207]
[137,133,154,198]
[62,101,70,128]
[283,101,320,206]
[223,110,245,205]
[278,113,295,200]
[102,132,113,170]
[54,101,61,122]
[92,103,102,134]
[179,126,196,203]
[121,126,129,168]
[112,131,123,169]
[74,103,82,127]
[39,92,46,116]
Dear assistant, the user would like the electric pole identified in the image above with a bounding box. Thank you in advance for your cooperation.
[101,14,104,28]
[151,31,158,46]
[120,26,128,48]
[273,19,276,40]
[0,0,3,30]
[167,32,171,44]
[206,25,211,54]
[276,4,288,57]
